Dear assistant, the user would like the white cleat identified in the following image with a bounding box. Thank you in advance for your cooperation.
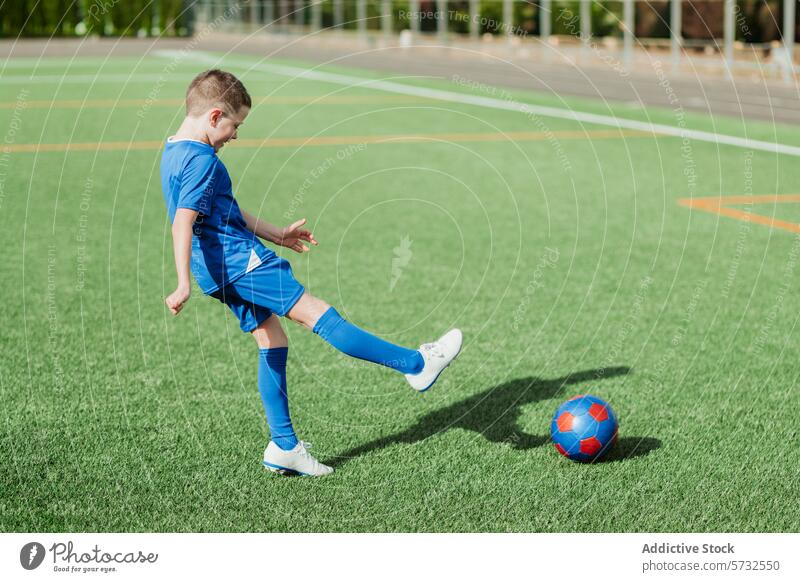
[262,441,334,477]
[405,328,463,392]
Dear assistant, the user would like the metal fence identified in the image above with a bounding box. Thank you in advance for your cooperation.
[196,0,799,79]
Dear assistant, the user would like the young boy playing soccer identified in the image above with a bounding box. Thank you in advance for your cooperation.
[161,70,462,477]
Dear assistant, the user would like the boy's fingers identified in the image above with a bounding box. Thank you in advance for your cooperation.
[166,293,188,315]
[289,218,306,231]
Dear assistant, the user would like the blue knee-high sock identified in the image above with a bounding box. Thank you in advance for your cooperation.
[312,307,424,375]
[258,347,298,451]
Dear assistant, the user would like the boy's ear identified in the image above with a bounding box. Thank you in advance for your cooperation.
[208,108,224,127]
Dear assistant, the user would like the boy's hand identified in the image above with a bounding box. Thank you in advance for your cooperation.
[166,284,191,315]
[275,218,318,254]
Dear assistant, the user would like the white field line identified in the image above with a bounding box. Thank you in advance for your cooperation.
[157,50,800,158]
[0,73,200,84]
[0,58,159,69]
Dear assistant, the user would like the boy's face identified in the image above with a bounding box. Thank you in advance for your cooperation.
[207,106,249,152]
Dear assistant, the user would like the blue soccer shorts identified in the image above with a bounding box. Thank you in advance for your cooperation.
[209,252,305,332]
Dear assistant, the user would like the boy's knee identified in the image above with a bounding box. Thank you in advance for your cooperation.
[252,315,288,349]
[287,292,330,330]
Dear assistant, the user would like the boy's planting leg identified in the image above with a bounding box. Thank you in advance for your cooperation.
[286,292,462,392]
[252,314,333,477]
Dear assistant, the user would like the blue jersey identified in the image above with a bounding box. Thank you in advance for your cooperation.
[160,138,273,294]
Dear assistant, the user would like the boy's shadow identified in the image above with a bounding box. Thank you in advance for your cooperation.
[333,366,661,465]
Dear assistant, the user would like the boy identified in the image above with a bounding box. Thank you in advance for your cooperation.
[161,70,462,477]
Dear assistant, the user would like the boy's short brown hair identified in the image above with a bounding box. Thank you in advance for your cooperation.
[185,69,252,116]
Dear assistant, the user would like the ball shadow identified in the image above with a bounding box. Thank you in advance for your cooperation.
[330,366,657,466]
[596,436,662,463]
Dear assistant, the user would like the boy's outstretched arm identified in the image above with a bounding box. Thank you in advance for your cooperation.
[241,210,318,253]
[166,208,198,315]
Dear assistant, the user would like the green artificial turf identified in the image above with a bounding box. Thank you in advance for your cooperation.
[1,52,798,532]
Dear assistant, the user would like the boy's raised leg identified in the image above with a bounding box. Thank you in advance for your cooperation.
[287,292,462,392]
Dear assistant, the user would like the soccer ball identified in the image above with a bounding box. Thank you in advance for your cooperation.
[550,394,618,462]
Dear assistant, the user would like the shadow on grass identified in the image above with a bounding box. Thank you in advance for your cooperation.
[332,366,661,466]
[599,436,662,463]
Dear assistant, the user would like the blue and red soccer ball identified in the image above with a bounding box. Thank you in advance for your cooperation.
[550,394,618,462]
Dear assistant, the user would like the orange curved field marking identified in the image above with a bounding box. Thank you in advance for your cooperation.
[678,195,800,234]
[1,129,649,153]
[0,95,431,109]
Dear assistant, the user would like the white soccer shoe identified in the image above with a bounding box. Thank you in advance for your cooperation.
[262,441,334,477]
[405,328,463,392]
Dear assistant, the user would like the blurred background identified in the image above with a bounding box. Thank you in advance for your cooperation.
[1,0,798,80]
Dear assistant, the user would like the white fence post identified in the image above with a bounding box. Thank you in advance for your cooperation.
[357,0,367,38]
[783,0,797,81]
[247,0,257,30]
[381,0,391,39]
[503,0,513,42]
[540,0,551,40]
[333,0,343,30]
[670,0,682,71]
[580,0,591,60]
[410,0,420,36]
[311,0,321,31]
[723,0,734,74]
[469,0,479,41]
[264,0,274,28]
[580,0,591,40]
[279,0,290,31]
[623,0,634,69]
[437,0,448,42]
